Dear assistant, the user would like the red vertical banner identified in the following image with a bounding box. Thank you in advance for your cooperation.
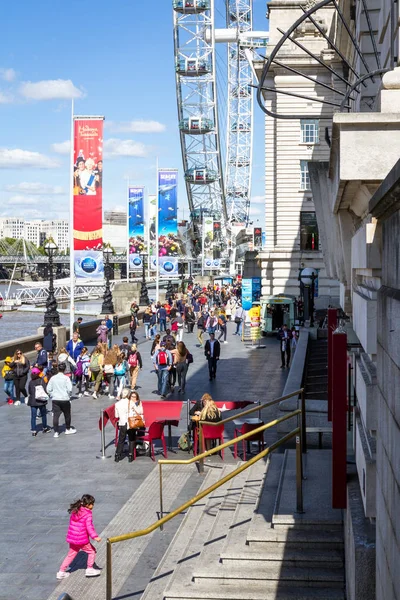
[328,308,338,422]
[332,331,347,509]
[73,117,104,278]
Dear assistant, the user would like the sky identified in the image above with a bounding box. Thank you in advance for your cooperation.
[0,0,268,228]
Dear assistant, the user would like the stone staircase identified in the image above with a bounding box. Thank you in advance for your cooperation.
[304,339,328,402]
[141,450,345,600]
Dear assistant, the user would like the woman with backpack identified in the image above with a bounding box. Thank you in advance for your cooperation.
[103,345,118,399]
[128,344,143,391]
[57,348,76,378]
[75,347,91,397]
[90,345,104,400]
[114,354,128,400]
[28,367,51,436]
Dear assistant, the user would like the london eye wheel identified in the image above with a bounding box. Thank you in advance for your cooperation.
[173,0,268,240]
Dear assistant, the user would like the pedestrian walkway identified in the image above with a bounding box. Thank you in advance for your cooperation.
[0,321,288,600]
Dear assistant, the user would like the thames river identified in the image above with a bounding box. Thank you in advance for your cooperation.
[0,282,102,344]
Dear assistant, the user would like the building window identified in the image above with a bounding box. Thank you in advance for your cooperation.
[300,160,311,190]
[300,119,319,144]
[300,212,319,251]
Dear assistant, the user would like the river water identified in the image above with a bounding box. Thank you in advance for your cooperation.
[0,282,103,344]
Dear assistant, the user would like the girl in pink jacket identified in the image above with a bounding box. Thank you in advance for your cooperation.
[56,494,102,580]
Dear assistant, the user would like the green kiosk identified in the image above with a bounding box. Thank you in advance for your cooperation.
[260,294,297,334]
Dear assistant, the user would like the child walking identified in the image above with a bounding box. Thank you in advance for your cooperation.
[57,494,102,580]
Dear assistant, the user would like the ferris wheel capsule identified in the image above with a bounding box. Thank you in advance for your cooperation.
[173,0,210,14]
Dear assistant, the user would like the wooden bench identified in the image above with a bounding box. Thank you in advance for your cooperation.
[306,426,332,449]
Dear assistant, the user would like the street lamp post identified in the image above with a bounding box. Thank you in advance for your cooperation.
[102,245,115,314]
[43,237,61,327]
[139,253,149,306]
[166,279,174,300]
[299,267,318,327]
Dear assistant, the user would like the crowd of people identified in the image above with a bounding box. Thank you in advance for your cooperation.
[1,281,246,439]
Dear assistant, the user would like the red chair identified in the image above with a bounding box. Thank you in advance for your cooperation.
[141,421,168,461]
[234,422,265,460]
[200,423,225,459]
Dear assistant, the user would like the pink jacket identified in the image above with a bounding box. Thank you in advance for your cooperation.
[66,507,98,546]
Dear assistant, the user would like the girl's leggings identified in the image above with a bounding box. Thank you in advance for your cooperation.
[59,542,96,571]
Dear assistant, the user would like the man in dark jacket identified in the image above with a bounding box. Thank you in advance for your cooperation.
[34,343,48,370]
[278,324,292,368]
[158,306,167,332]
[204,332,221,381]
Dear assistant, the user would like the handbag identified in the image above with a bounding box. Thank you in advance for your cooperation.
[186,352,194,364]
[104,364,114,375]
[234,316,242,324]
[128,401,145,429]
[35,384,49,402]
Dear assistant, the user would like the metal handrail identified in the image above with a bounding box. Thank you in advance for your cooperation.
[158,409,302,522]
[196,388,305,472]
[106,426,303,600]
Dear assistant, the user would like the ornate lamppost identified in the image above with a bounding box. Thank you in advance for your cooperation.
[139,253,149,306]
[101,244,115,314]
[43,237,61,327]
[299,267,318,327]
[166,279,174,300]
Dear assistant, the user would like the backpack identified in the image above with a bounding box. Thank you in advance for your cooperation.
[75,359,83,377]
[218,316,226,325]
[157,350,169,366]
[115,362,126,376]
[35,383,49,402]
[178,432,191,451]
[128,353,138,368]
[90,353,100,371]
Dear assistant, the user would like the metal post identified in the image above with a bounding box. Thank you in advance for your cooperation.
[332,330,347,509]
[258,399,261,422]
[348,361,352,432]
[159,463,164,530]
[301,389,307,454]
[198,422,204,474]
[327,308,338,422]
[96,410,111,459]
[296,433,304,513]
[106,540,112,600]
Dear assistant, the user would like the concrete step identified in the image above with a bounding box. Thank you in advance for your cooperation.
[192,563,345,587]
[246,526,344,549]
[164,459,268,596]
[141,466,232,600]
[220,546,344,568]
[164,580,346,600]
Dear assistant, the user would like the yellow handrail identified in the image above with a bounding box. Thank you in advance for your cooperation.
[193,387,304,428]
[158,409,301,524]
[106,427,302,600]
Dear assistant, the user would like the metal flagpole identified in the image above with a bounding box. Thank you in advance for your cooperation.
[201,210,205,277]
[146,188,150,281]
[126,178,130,283]
[69,99,75,335]
[155,158,159,302]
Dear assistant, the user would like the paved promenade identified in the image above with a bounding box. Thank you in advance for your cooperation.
[0,321,288,600]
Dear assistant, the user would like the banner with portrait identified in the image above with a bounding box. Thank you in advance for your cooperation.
[128,186,145,270]
[158,169,179,258]
[254,227,262,249]
[73,117,104,278]
[203,216,214,269]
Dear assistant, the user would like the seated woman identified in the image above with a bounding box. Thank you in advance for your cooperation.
[199,396,222,424]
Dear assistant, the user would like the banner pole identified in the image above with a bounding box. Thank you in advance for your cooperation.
[156,158,159,302]
[201,210,205,277]
[127,178,130,284]
[69,99,75,335]
[146,188,150,281]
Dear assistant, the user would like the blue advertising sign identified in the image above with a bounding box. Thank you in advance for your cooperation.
[242,278,253,310]
[128,187,145,269]
[158,170,179,261]
[314,269,320,298]
[252,277,262,303]
[159,257,179,276]
[75,250,104,280]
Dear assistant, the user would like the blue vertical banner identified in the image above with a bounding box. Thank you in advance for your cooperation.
[158,169,180,276]
[128,186,145,270]
[242,279,253,311]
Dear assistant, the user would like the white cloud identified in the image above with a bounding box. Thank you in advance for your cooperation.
[0,148,60,169]
[0,68,16,82]
[5,182,64,195]
[107,120,166,134]
[7,195,41,205]
[51,140,71,155]
[103,138,148,158]
[0,91,13,104]
[20,79,84,101]
[251,195,265,204]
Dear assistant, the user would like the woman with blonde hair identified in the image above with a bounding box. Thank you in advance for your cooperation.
[199,395,222,423]
[89,344,104,399]
[10,349,30,405]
